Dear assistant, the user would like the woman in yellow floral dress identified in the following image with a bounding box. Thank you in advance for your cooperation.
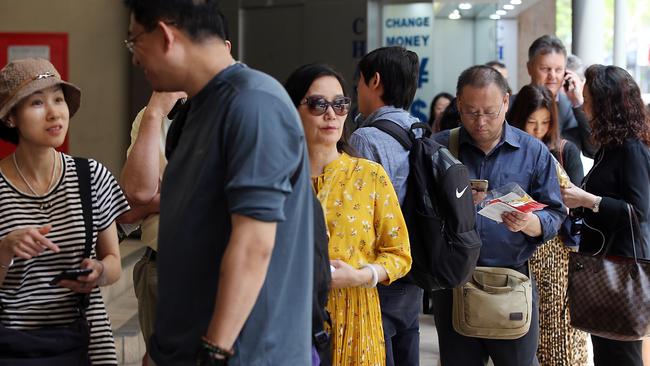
[286,64,412,366]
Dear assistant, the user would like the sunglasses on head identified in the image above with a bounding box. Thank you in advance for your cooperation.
[301,96,351,116]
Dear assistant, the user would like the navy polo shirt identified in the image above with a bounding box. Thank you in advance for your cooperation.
[151,63,313,366]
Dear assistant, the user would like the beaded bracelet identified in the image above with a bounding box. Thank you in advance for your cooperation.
[201,336,234,358]
[361,264,379,288]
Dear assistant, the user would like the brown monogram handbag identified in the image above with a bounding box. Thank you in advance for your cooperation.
[567,205,650,341]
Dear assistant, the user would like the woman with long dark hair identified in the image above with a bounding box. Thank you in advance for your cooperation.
[428,92,453,131]
[508,84,587,366]
[508,84,583,184]
[562,65,650,366]
[285,63,412,366]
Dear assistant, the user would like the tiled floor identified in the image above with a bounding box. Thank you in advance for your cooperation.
[419,314,440,365]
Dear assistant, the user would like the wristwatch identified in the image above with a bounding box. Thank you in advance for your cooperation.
[591,196,602,213]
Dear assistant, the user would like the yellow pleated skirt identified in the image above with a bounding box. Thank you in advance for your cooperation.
[327,286,386,366]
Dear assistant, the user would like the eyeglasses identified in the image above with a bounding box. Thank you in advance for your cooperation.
[124,29,148,53]
[460,100,505,122]
[124,22,177,53]
[301,96,351,116]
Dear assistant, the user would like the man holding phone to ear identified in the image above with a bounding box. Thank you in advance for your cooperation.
[521,35,597,158]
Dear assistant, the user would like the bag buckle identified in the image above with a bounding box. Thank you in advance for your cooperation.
[313,330,329,346]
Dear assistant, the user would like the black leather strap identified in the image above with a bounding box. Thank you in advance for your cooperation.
[73,157,93,312]
[290,150,304,187]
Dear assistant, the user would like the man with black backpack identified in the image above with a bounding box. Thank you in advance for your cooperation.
[349,46,425,366]
[351,46,483,366]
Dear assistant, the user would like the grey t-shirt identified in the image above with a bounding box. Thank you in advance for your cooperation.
[150,63,313,366]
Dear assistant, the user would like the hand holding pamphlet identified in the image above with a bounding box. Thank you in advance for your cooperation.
[478,183,546,223]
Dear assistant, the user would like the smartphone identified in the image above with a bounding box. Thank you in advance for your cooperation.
[563,72,571,92]
[49,268,93,285]
[167,98,187,120]
[470,179,489,193]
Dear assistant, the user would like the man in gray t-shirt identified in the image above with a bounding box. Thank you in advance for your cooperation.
[124,2,313,365]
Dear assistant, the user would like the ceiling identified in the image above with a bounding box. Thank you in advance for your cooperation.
[433,0,541,19]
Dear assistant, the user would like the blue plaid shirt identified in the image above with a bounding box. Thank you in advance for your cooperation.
[350,106,420,205]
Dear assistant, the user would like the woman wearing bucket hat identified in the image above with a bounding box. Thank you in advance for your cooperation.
[0,58,129,365]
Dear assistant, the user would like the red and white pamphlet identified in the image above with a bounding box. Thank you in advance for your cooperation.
[478,190,547,223]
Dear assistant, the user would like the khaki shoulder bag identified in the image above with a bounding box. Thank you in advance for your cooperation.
[452,266,533,339]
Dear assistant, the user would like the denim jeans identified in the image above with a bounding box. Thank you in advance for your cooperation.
[378,281,423,366]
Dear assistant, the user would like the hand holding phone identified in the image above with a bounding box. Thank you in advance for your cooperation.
[470,179,489,193]
[167,97,187,120]
[50,268,93,286]
[470,179,489,206]
[563,78,571,92]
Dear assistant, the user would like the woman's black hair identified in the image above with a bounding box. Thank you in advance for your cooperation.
[285,63,357,157]
[428,92,453,127]
[0,108,19,145]
[507,84,560,151]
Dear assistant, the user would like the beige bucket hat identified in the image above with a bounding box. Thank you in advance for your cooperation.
[0,58,81,122]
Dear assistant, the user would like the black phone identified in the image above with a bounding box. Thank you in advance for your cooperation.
[167,98,187,120]
[49,268,93,285]
[563,73,571,92]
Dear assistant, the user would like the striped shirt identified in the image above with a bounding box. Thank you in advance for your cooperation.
[0,153,129,365]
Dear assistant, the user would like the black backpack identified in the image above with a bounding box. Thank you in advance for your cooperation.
[370,120,482,290]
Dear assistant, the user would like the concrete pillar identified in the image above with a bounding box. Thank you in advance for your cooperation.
[572,0,605,67]
[516,0,555,91]
[613,0,627,68]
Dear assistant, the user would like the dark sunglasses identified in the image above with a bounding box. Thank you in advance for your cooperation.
[301,96,351,116]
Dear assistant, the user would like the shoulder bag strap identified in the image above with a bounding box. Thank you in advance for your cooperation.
[370,119,413,151]
[559,139,567,167]
[73,157,93,312]
[449,127,461,159]
[600,203,646,260]
[627,204,647,260]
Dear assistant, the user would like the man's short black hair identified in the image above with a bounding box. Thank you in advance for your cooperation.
[456,65,510,98]
[528,35,567,62]
[358,46,419,110]
[124,0,228,41]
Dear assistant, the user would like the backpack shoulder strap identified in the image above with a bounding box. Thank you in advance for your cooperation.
[559,139,567,167]
[449,127,461,159]
[370,119,413,150]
